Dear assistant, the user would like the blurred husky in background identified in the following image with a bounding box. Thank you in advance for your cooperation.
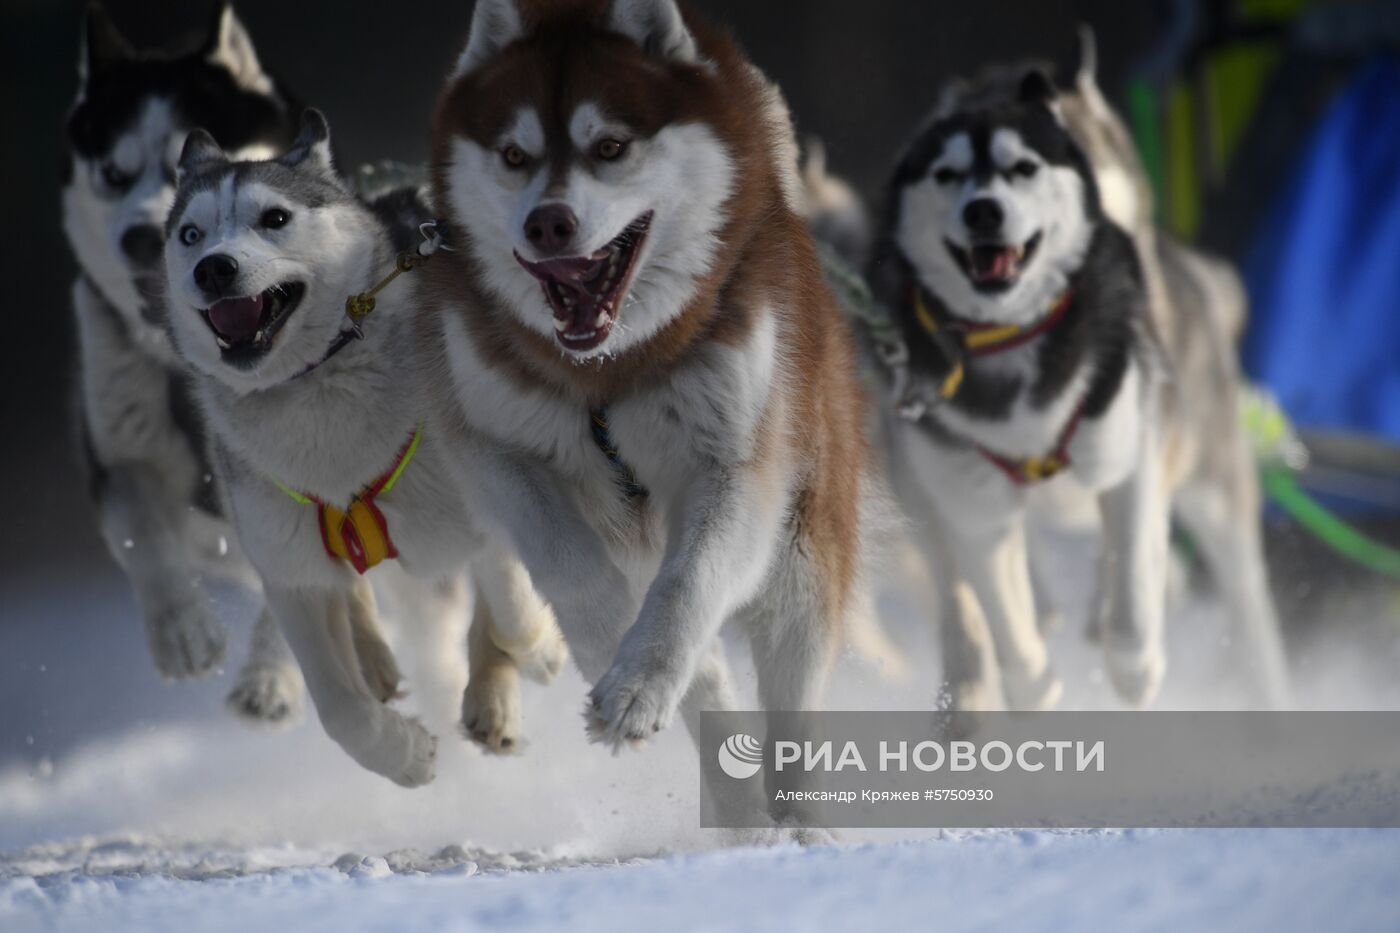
[859,31,1288,710]
[1061,28,1286,707]
[931,29,1288,707]
[62,1,312,721]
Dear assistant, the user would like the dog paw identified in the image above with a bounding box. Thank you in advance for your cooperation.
[507,622,568,686]
[145,592,226,680]
[585,659,684,749]
[226,663,305,728]
[460,676,522,754]
[1002,664,1063,711]
[389,717,439,788]
[1104,642,1165,707]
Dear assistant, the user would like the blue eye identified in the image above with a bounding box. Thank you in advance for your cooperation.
[179,224,202,246]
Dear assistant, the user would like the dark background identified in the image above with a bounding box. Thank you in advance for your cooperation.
[0,0,1156,583]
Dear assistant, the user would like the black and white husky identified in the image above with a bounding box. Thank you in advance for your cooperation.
[162,110,564,783]
[62,2,308,718]
[871,66,1287,711]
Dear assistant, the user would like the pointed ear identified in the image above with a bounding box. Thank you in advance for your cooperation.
[933,77,971,120]
[604,0,700,64]
[278,109,334,173]
[178,128,228,179]
[79,2,133,86]
[453,0,525,79]
[203,2,273,94]
[1075,24,1099,90]
[1019,68,1058,105]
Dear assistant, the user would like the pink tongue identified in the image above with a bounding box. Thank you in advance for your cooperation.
[207,295,266,342]
[975,249,1014,281]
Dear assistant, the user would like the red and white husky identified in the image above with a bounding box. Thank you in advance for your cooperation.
[419,0,881,758]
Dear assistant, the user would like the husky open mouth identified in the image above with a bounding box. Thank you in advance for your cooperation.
[946,232,1042,292]
[201,282,306,366]
[515,212,653,352]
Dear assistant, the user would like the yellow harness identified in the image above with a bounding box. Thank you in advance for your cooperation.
[912,287,1080,484]
[273,426,422,575]
[913,287,1074,401]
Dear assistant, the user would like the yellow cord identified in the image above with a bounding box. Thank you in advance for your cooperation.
[345,251,428,324]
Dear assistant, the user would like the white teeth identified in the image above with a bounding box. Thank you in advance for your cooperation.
[254,328,266,344]
[593,310,608,329]
[554,318,568,333]
[216,337,231,350]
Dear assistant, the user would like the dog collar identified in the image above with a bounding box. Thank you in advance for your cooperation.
[272,425,423,574]
[912,287,1074,401]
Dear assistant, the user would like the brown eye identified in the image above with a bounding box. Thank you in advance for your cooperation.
[933,167,962,186]
[502,145,527,168]
[595,138,626,161]
[1013,160,1039,179]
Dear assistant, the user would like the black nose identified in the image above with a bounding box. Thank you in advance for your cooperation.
[193,254,239,296]
[523,203,579,256]
[120,224,164,268]
[962,198,1004,237]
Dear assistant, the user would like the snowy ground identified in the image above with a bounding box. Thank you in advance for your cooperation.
[4,523,1400,932]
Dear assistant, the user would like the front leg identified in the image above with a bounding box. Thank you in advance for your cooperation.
[588,464,783,747]
[450,445,639,684]
[469,543,567,686]
[887,432,1003,712]
[898,429,1052,711]
[461,598,524,754]
[97,462,227,679]
[74,279,224,679]
[1095,418,1170,706]
[226,604,305,726]
[266,583,436,787]
[948,512,1062,711]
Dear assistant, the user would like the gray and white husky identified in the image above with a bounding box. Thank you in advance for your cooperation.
[1060,31,1288,707]
[870,60,1289,712]
[62,1,308,719]
[162,110,564,784]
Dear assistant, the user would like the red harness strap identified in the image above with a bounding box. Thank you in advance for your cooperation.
[286,429,421,575]
[975,398,1088,486]
[906,285,1082,485]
